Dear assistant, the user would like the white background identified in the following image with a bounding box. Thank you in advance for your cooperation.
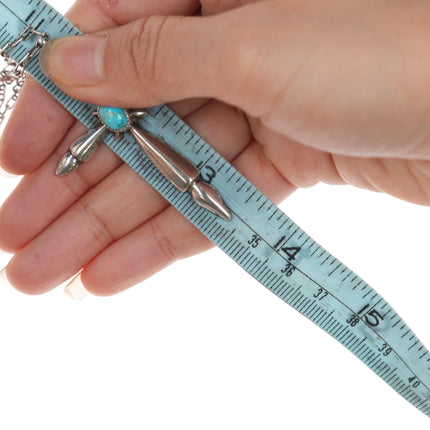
[1,0,430,428]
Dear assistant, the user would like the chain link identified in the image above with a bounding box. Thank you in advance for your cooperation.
[0,26,49,127]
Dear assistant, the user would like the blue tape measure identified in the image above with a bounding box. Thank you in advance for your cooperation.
[1,0,430,419]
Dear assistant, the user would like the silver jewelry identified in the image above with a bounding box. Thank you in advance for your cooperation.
[0,28,230,220]
[0,26,49,127]
[57,106,232,220]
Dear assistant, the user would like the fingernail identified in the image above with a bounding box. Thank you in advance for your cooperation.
[64,274,91,300]
[40,35,106,86]
[0,165,18,179]
[0,267,13,290]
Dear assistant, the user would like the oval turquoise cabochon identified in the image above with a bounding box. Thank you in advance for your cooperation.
[98,106,129,131]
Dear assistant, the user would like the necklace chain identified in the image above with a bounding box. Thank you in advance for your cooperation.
[0,26,49,127]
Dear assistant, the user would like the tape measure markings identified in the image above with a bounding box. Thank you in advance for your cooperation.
[2,0,430,417]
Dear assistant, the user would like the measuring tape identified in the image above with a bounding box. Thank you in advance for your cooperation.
[1,0,430,419]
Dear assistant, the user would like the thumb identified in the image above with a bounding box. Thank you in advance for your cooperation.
[39,14,244,109]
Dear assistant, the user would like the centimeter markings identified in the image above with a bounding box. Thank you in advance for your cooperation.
[1,0,430,417]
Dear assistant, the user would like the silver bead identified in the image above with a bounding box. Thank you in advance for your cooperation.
[130,126,231,221]
[56,126,108,176]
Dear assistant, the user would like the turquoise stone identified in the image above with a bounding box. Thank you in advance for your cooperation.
[98,106,129,131]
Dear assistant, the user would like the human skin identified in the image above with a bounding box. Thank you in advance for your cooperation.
[0,0,430,296]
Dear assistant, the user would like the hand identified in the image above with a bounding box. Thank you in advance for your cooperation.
[1,0,429,296]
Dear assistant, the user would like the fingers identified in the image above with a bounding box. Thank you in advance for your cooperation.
[37,8,256,108]
[81,205,213,296]
[79,139,296,296]
[0,97,211,254]
[0,79,75,175]
[3,99,252,294]
[0,0,200,175]
[252,119,430,206]
[0,122,123,253]
[39,0,430,160]
[6,162,167,294]
[331,156,430,206]
[249,120,346,188]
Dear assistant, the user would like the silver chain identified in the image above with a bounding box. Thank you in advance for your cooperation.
[0,26,49,126]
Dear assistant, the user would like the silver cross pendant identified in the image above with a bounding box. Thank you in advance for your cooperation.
[56,106,231,221]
